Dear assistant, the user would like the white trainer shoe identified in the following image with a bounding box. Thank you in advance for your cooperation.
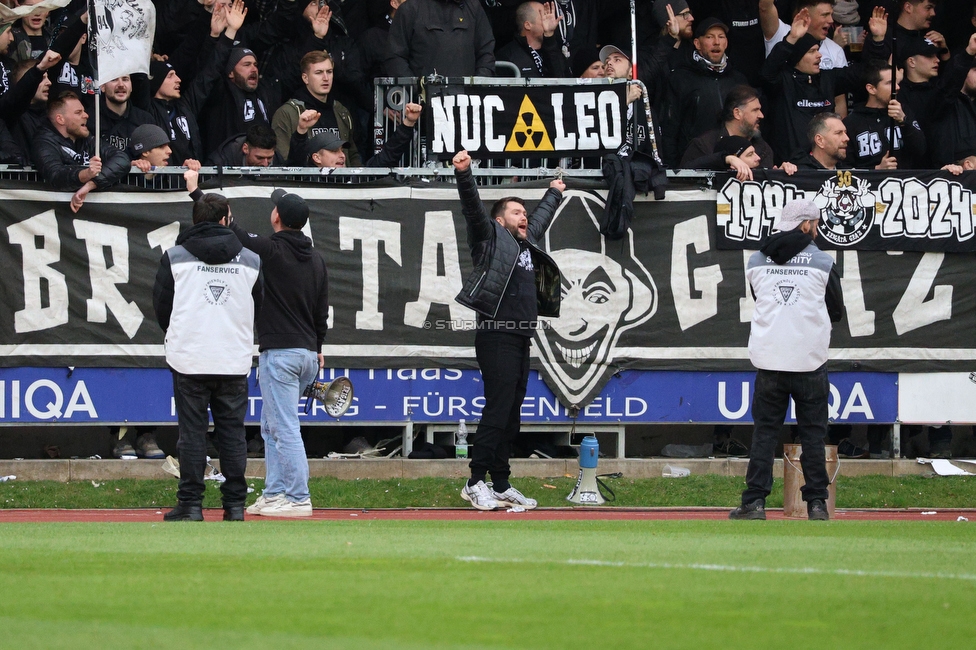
[245,493,283,515]
[492,486,538,509]
[253,497,312,518]
[461,480,499,510]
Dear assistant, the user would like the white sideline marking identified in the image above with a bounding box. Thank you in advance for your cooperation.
[456,556,976,582]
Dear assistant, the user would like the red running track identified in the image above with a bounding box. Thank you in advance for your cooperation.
[0,508,974,523]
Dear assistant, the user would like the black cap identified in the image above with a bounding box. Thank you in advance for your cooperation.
[694,17,728,39]
[271,188,309,229]
[307,131,346,153]
[713,135,753,158]
[897,37,945,68]
[130,124,170,154]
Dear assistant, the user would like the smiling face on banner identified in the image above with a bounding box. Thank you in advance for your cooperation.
[534,191,658,406]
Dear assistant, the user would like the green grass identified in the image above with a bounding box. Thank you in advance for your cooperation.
[0,520,975,649]
[0,475,974,509]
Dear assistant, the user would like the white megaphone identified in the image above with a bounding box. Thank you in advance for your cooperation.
[566,435,605,505]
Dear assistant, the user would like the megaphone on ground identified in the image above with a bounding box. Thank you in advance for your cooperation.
[567,435,606,505]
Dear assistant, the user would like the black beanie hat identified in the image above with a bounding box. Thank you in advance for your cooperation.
[788,34,822,68]
[572,44,601,76]
[226,48,256,75]
[713,135,753,158]
[149,61,174,97]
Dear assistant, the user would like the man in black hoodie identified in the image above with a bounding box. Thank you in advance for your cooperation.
[98,75,155,153]
[844,61,926,170]
[761,11,867,164]
[154,187,263,522]
[229,190,329,518]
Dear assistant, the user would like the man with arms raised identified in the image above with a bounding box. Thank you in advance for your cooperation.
[452,149,564,511]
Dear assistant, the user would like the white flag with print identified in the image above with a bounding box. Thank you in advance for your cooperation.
[89,0,156,84]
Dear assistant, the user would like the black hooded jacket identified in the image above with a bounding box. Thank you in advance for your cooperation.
[761,38,863,164]
[843,104,926,170]
[229,223,329,352]
[136,34,234,165]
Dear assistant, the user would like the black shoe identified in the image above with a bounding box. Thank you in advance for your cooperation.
[163,503,204,521]
[223,505,245,521]
[808,499,829,521]
[713,438,749,457]
[836,439,869,459]
[729,499,766,520]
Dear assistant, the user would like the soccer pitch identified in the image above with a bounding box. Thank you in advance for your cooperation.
[1,520,974,649]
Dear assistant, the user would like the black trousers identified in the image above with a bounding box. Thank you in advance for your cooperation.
[742,365,830,506]
[172,372,249,506]
[470,330,531,485]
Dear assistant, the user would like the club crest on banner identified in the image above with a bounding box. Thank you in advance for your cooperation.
[812,171,875,246]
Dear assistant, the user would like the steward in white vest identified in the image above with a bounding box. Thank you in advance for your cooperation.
[153,191,263,523]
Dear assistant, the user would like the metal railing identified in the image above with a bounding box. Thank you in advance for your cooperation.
[1,164,690,190]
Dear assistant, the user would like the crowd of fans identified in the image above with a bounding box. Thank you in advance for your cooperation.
[2,0,976,209]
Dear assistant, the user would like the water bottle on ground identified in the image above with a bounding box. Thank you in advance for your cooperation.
[455,419,469,459]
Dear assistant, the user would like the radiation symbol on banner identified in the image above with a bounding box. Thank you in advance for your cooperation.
[505,96,554,152]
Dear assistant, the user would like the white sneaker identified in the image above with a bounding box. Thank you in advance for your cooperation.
[460,481,499,511]
[245,493,283,515]
[253,497,313,518]
[492,486,538,510]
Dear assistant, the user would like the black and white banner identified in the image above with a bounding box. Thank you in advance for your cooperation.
[2,179,976,408]
[88,0,155,83]
[424,82,628,160]
[716,170,976,252]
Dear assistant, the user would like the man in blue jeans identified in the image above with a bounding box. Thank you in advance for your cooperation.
[730,198,844,521]
[230,189,329,517]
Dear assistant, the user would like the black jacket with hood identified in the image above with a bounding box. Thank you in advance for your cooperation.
[229,222,329,352]
[761,37,863,164]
